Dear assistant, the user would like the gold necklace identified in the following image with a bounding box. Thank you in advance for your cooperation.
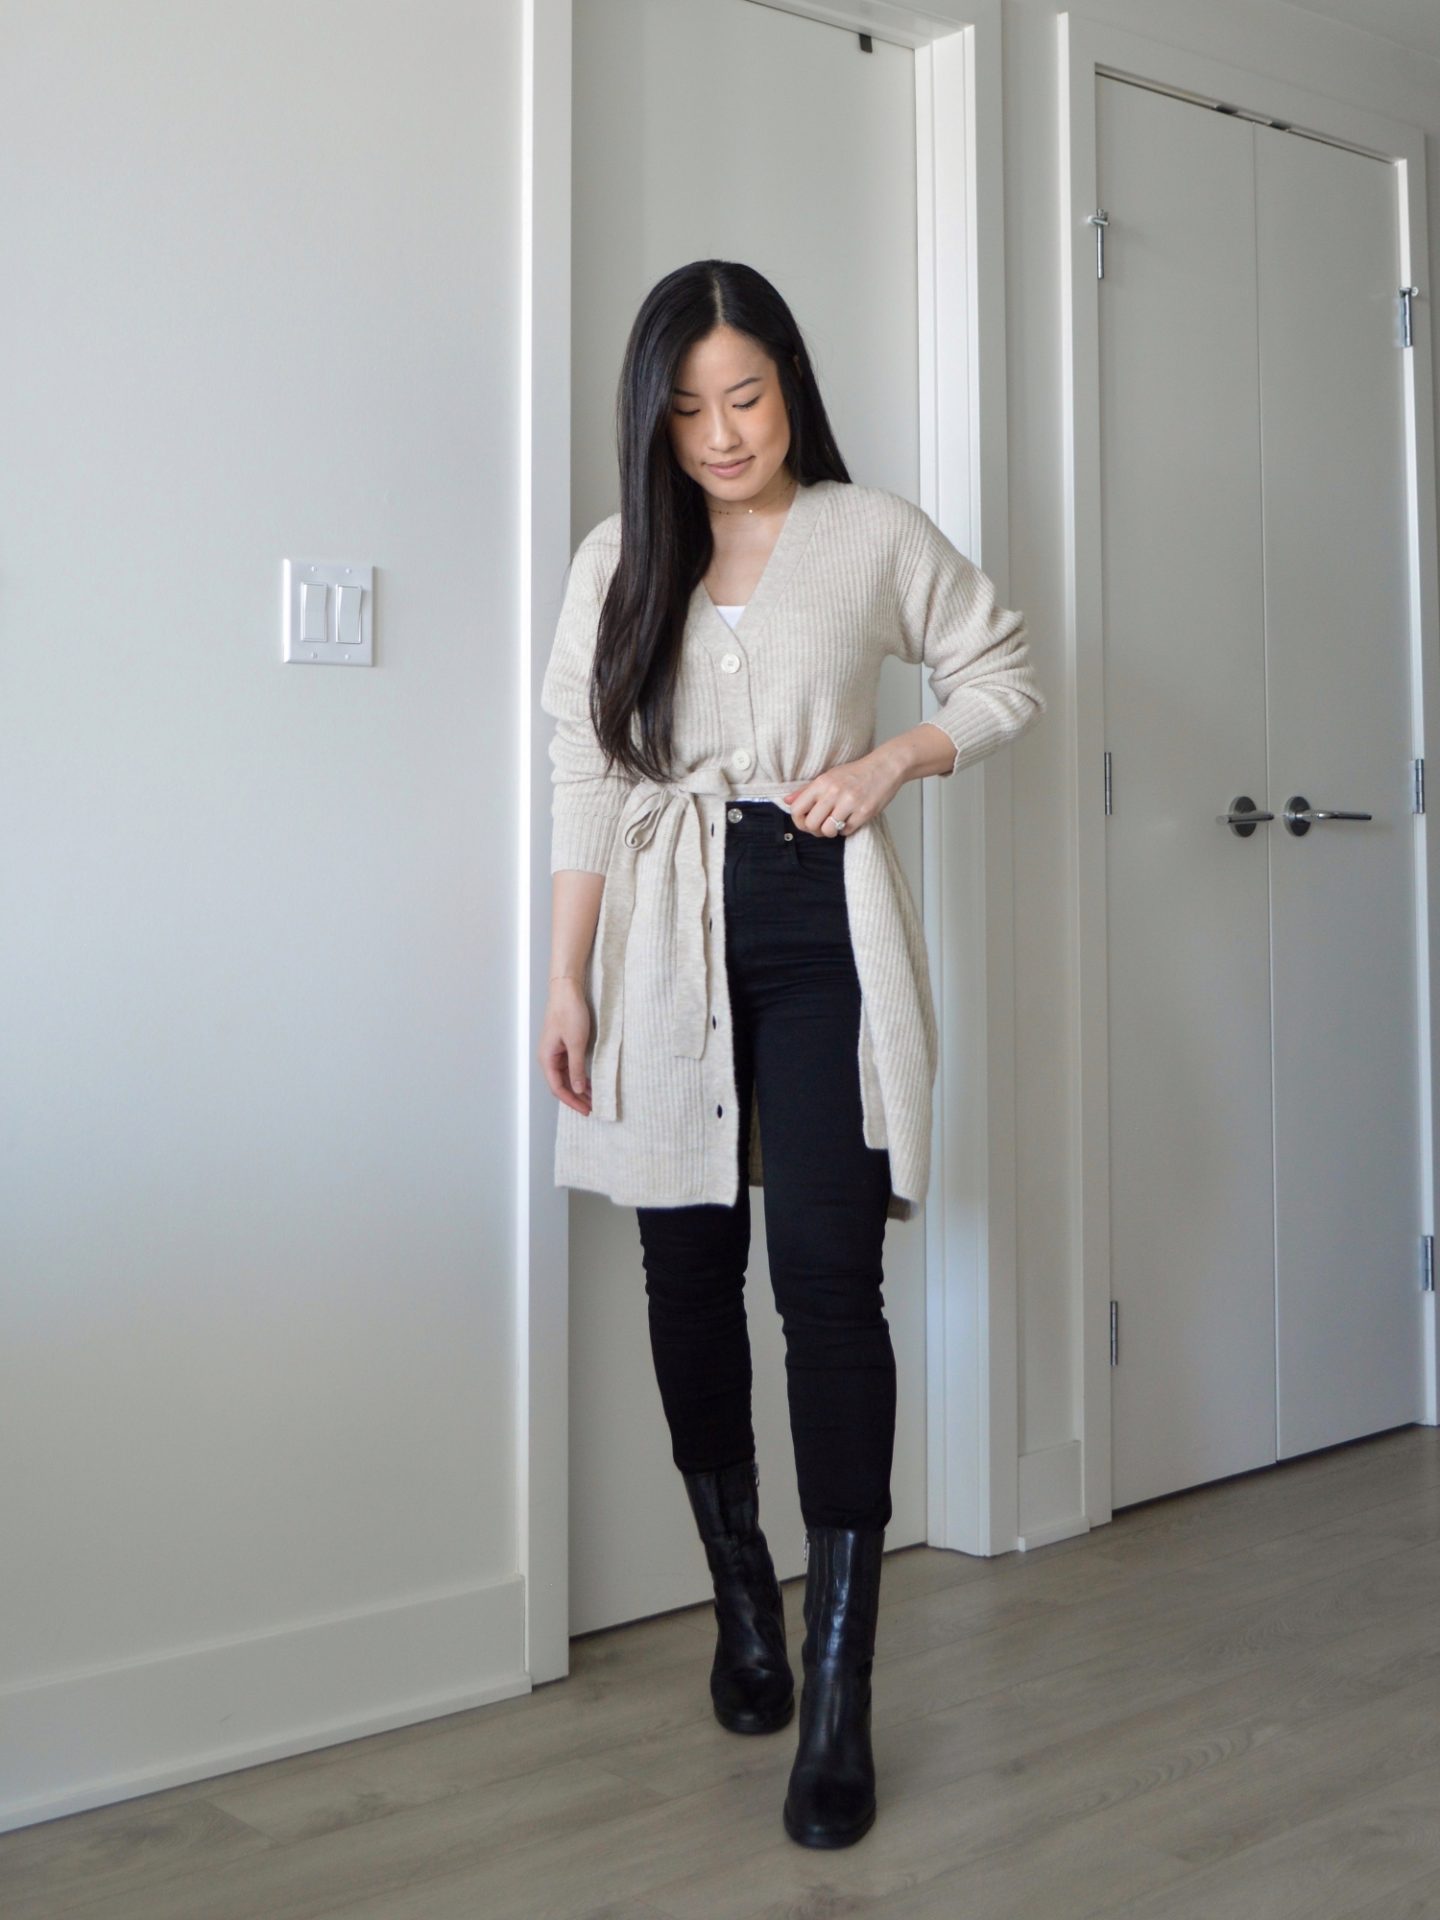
[707,474,798,518]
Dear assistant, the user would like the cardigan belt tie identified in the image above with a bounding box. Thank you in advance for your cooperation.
[587,767,800,1124]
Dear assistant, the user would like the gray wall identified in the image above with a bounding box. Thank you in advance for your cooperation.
[0,0,525,1825]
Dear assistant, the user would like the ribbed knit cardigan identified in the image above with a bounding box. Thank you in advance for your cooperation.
[540,477,1046,1222]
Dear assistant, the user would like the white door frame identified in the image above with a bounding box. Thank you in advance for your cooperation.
[522,0,1016,1683]
[1059,11,1440,1539]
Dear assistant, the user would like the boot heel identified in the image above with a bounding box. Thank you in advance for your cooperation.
[682,1458,795,1736]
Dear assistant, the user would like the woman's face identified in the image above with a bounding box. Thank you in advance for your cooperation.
[666,324,793,507]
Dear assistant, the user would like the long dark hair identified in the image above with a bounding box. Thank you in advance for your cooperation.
[589,260,851,785]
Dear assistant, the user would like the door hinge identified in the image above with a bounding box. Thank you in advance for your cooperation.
[1103,750,1113,815]
[1087,207,1110,280]
[1400,285,1419,349]
[1423,1235,1435,1293]
[1414,757,1425,814]
[1109,1299,1119,1366]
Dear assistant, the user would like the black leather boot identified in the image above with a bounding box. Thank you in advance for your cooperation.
[681,1457,794,1735]
[782,1524,885,1848]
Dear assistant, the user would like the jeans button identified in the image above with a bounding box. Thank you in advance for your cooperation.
[727,807,743,824]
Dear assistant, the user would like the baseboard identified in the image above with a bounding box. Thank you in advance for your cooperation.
[0,1571,529,1833]
[1016,1438,1091,1550]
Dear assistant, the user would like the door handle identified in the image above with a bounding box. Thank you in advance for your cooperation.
[1283,794,1373,838]
[1219,796,1275,838]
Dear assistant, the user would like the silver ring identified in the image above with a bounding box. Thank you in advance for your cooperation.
[829,817,849,836]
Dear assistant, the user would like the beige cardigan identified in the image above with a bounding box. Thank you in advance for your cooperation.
[540,477,1046,1222]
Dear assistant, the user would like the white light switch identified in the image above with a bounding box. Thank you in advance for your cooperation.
[335,583,363,646]
[283,560,374,665]
[300,580,330,644]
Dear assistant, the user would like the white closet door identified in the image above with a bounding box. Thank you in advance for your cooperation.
[1098,78,1278,1510]
[1098,74,1426,1514]
[1255,123,1425,1457]
[569,0,926,1634]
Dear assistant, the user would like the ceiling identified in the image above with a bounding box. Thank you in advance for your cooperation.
[1277,0,1440,69]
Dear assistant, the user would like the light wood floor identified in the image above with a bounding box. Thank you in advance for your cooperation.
[4,1424,1439,1919]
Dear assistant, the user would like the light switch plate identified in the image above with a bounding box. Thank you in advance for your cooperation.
[283,560,374,664]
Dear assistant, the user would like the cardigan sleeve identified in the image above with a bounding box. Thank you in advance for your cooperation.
[539,534,631,875]
[893,509,1046,776]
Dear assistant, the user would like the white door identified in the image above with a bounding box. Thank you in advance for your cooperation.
[568,0,930,1632]
[1097,77,1426,1512]
[1255,123,1425,1457]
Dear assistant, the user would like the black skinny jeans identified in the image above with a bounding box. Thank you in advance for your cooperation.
[636,800,897,1532]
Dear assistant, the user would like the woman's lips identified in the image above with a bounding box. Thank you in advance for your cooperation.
[709,457,752,477]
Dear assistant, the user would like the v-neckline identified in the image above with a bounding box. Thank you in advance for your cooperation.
[693,477,834,650]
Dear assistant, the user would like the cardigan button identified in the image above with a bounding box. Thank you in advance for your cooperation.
[720,652,741,673]
[731,747,753,771]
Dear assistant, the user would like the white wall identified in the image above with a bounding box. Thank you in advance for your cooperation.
[3,0,1438,1834]
[0,0,526,1829]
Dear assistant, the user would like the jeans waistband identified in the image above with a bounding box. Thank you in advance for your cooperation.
[723,799,795,836]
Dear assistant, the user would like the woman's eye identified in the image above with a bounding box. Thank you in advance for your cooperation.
[672,397,761,417]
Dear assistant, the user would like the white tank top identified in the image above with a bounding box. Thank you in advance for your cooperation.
[714,605,769,803]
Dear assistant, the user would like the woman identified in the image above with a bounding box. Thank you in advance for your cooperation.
[536,260,1045,1849]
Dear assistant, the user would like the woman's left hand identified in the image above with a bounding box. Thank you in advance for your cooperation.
[783,748,904,839]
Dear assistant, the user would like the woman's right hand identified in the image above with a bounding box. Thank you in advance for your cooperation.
[539,977,593,1116]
